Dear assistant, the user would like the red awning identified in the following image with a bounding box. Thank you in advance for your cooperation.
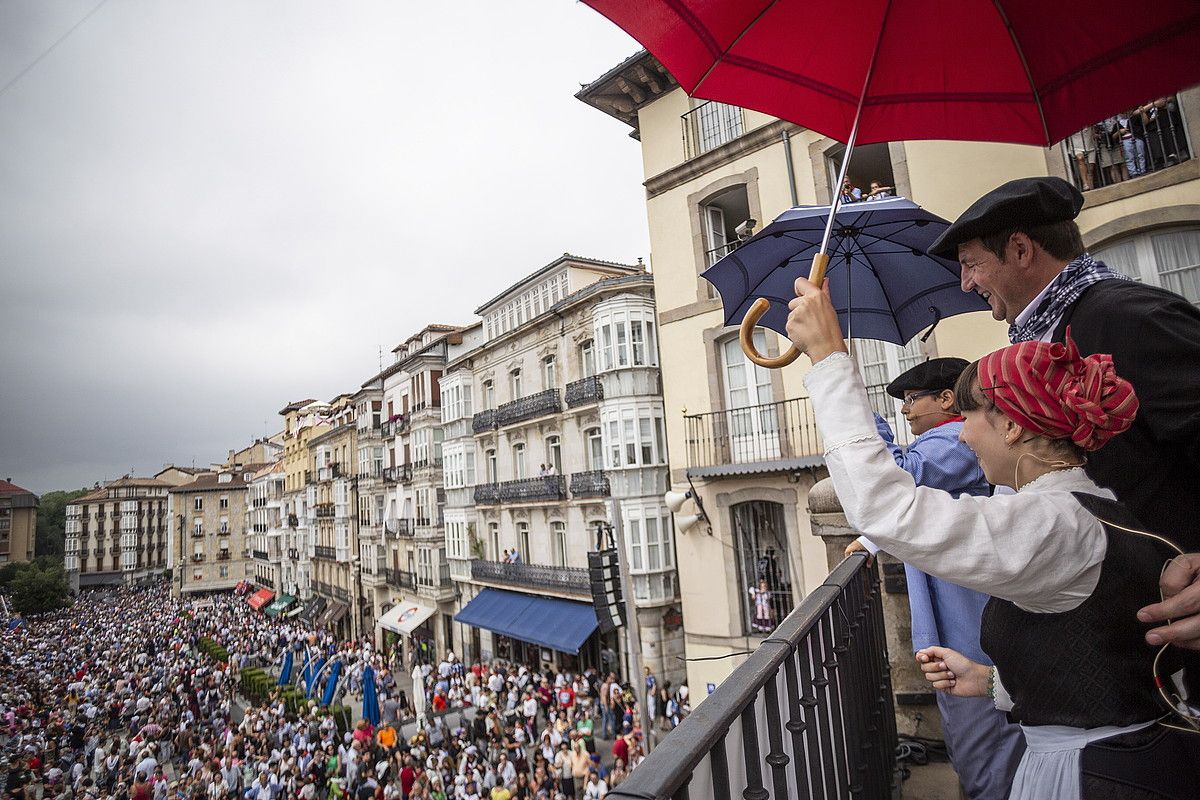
[246,588,275,611]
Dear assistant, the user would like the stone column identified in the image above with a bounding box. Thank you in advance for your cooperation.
[807,477,944,740]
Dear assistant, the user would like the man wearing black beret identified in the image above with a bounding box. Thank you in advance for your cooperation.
[930,175,1200,650]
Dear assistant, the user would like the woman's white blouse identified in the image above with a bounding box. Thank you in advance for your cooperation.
[804,352,1112,614]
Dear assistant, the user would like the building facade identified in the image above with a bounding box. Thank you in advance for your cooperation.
[306,395,359,639]
[65,477,172,591]
[374,325,462,663]
[437,254,685,686]
[0,480,38,566]
[247,461,286,594]
[278,399,332,607]
[579,54,1200,694]
[170,469,255,595]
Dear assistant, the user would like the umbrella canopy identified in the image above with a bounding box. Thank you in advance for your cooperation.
[411,664,427,724]
[362,665,381,727]
[583,0,1200,147]
[304,655,325,698]
[702,197,988,346]
[278,650,294,687]
[320,659,343,707]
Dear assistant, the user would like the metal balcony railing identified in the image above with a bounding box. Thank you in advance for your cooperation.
[385,568,416,591]
[497,389,562,427]
[569,470,610,498]
[252,550,269,561]
[1062,94,1191,193]
[473,483,501,505]
[216,551,231,561]
[313,545,336,561]
[565,375,604,408]
[498,475,567,503]
[470,560,589,595]
[315,503,335,518]
[608,555,896,800]
[682,100,746,160]
[472,408,499,434]
[684,396,823,470]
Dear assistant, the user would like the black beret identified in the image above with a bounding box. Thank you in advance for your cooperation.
[926,177,1084,260]
[885,357,971,400]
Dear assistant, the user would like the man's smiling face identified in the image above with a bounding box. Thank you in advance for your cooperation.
[957,238,1023,324]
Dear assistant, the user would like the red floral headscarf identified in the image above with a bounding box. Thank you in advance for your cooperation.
[977,328,1138,451]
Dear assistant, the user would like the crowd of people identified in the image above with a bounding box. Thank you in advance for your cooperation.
[1,584,687,800]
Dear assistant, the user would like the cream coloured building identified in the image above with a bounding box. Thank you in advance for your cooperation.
[170,469,257,595]
[247,461,286,595]
[66,476,175,592]
[375,325,463,662]
[306,395,359,638]
[434,254,685,685]
[278,399,332,608]
[579,53,1200,694]
[0,480,38,566]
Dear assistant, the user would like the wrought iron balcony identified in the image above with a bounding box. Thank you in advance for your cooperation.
[607,555,896,800]
[569,470,610,498]
[314,503,335,518]
[472,408,499,434]
[287,514,299,528]
[498,475,567,503]
[684,395,825,471]
[216,551,231,561]
[191,530,205,538]
[252,549,269,561]
[470,560,589,596]
[497,389,561,427]
[385,567,416,591]
[565,375,604,408]
[313,544,336,561]
[473,483,501,505]
[191,553,205,563]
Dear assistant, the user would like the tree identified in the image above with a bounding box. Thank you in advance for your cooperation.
[8,561,70,615]
[35,488,88,559]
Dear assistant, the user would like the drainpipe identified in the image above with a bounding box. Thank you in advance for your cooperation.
[782,129,799,207]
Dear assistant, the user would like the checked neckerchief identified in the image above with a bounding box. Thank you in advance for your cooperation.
[1008,253,1131,343]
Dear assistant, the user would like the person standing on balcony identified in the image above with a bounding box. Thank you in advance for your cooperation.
[785,277,1200,799]
[846,358,1025,800]
[932,176,1200,647]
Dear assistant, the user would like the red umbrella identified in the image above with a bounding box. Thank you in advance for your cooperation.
[582,0,1200,365]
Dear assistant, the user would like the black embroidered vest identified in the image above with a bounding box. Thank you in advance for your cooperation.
[980,492,1200,728]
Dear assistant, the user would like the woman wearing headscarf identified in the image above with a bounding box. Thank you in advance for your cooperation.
[785,277,1200,799]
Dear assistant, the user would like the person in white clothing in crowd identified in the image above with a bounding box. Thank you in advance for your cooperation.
[784,275,1200,800]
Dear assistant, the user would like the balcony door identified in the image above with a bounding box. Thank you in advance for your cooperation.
[854,338,925,446]
[721,334,781,463]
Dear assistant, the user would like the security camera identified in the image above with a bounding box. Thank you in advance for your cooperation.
[735,218,757,240]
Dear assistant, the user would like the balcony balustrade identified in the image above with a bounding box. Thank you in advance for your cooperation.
[1062,94,1192,193]
[565,375,604,408]
[313,544,337,561]
[498,475,567,503]
[496,389,561,427]
[569,470,610,498]
[252,549,269,561]
[216,551,231,561]
[684,396,824,471]
[385,568,416,591]
[470,559,589,596]
[314,503,335,518]
[607,555,896,800]
[191,554,205,563]
[472,408,499,434]
[473,483,501,505]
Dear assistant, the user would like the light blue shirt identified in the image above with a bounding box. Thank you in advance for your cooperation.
[874,414,994,664]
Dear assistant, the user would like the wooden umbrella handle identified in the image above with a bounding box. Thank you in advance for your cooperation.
[739,253,830,368]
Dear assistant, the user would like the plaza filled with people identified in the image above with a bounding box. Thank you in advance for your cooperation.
[0,584,689,800]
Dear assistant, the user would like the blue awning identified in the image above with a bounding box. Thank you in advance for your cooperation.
[454,588,598,654]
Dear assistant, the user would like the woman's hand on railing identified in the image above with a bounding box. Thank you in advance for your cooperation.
[785,277,848,364]
[844,539,875,567]
[915,647,990,698]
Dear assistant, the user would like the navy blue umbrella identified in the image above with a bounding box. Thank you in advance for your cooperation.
[702,197,989,347]
[362,665,381,727]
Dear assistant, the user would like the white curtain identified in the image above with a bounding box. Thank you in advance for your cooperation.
[1152,228,1200,304]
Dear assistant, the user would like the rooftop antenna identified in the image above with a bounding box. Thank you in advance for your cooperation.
[378,345,383,373]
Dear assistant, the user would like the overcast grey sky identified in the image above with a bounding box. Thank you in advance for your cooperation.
[0,1,648,494]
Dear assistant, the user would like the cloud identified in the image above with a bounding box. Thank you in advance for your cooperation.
[0,0,648,493]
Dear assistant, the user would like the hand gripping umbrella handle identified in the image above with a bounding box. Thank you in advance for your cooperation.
[739,252,830,368]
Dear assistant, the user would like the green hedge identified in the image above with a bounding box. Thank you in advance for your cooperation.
[196,637,230,662]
